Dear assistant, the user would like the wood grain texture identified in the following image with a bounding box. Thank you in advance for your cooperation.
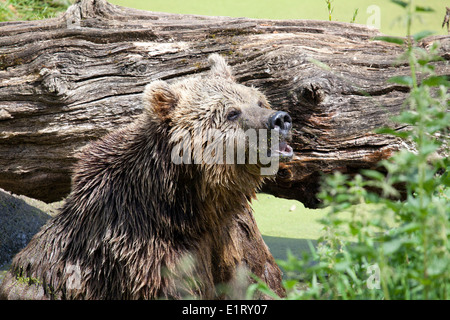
[0,0,449,206]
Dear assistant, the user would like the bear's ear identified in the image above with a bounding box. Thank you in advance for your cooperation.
[208,54,234,81]
[143,80,178,122]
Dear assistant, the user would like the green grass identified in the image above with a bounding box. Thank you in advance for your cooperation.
[109,0,448,36]
[0,0,73,21]
[251,193,389,261]
[251,193,327,261]
[251,193,327,240]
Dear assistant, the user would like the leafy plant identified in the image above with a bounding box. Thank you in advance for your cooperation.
[249,0,449,300]
[350,8,359,24]
[325,0,334,22]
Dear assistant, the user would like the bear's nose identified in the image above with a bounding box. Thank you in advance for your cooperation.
[269,111,292,134]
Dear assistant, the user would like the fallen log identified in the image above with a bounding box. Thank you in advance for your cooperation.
[0,0,449,207]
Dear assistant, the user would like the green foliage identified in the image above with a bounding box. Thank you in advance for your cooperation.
[0,0,72,22]
[325,0,334,21]
[350,8,359,24]
[373,36,405,45]
[249,0,449,300]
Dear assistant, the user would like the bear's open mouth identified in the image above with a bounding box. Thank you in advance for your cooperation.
[272,140,294,159]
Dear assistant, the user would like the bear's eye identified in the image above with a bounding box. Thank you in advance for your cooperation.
[258,101,264,107]
[227,109,241,121]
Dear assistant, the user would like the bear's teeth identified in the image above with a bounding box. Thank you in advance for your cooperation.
[274,141,293,157]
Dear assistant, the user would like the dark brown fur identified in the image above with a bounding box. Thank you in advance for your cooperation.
[0,55,285,299]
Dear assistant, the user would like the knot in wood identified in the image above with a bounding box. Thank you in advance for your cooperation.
[39,68,68,97]
[299,83,326,105]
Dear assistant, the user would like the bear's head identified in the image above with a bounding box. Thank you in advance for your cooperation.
[142,54,293,184]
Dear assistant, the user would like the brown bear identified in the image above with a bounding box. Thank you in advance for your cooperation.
[0,54,293,300]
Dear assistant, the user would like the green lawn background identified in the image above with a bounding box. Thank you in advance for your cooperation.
[110,0,448,36]
[250,193,327,261]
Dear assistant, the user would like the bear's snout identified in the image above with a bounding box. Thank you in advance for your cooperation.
[269,111,292,137]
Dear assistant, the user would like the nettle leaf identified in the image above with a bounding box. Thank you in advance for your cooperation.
[418,59,433,67]
[373,36,405,45]
[412,30,434,42]
[390,0,408,8]
[361,169,384,181]
[390,0,434,12]
[377,127,411,139]
[382,238,404,255]
[388,75,413,86]
[422,75,450,87]
[415,6,434,13]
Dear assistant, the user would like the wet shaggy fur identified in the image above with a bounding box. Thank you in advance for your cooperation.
[0,54,286,299]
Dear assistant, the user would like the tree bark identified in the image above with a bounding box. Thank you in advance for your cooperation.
[0,0,448,207]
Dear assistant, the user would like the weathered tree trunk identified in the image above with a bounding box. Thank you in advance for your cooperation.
[0,0,449,207]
